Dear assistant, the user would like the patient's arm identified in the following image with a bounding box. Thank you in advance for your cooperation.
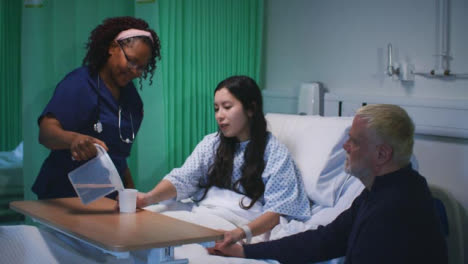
[246,211,280,237]
[137,180,177,208]
[218,211,280,247]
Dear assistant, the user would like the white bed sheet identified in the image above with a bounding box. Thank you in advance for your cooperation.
[270,174,364,240]
[0,225,132,264]
[0,142,23,193]
[142,175,364,264]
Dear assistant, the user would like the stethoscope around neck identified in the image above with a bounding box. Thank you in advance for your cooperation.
[93,76,135,144]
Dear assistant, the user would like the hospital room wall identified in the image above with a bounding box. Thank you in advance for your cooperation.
[263,0,468,258]
[21,1,166,201]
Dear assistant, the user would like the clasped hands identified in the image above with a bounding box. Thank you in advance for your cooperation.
[207,227,246,258]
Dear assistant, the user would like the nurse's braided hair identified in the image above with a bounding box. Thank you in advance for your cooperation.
[82,16,161,88]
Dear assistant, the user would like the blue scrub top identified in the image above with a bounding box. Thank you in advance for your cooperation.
[33,66,143,199]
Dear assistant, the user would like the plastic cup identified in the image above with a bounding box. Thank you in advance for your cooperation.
[118,189,137,213]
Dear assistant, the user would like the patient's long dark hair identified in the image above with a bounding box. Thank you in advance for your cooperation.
[198,76,267,209]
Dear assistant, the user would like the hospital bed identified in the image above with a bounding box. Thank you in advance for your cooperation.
[143,113,364,264]
[0,142,24,224]
[1,113,461,263]
[123,113,461,264]
[162,113,460,264]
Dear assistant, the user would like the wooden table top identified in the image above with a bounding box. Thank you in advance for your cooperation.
[10,198,223,252]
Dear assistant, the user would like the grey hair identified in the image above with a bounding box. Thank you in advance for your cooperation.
[356,104,415,166]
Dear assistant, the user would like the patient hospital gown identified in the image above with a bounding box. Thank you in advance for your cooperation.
[164,132,311,221]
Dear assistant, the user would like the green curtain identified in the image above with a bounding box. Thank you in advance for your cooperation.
[0,0,22,151]
[159,0,264,169]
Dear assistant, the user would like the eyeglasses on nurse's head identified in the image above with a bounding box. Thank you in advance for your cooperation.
[117,40,147,73]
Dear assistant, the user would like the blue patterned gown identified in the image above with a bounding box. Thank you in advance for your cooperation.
[164,132,311,221]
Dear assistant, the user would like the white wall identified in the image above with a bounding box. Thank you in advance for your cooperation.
[264,0,468,259]
[264,0,468,98]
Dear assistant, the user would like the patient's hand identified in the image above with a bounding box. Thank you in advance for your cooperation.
[136,192,149,208]
[217,228,244,248]
[207,242,245,258]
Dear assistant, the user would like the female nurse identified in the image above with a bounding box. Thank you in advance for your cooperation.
[33,16,161,199]
[137,76,311,246]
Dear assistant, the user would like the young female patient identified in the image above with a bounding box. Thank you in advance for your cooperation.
[137,75,311,246]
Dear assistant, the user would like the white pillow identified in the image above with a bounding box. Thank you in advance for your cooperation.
[266,113,353,207]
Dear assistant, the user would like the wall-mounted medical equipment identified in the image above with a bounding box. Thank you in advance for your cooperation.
[297,82,323,116]
[386,0,468,82]
[386,43,415,82]
[324,92,468,139]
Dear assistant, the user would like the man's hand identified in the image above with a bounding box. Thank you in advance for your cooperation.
[207,241,245,258]
[207,228,246,258]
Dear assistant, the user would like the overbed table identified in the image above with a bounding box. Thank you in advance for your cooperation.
[10,197,223,264]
